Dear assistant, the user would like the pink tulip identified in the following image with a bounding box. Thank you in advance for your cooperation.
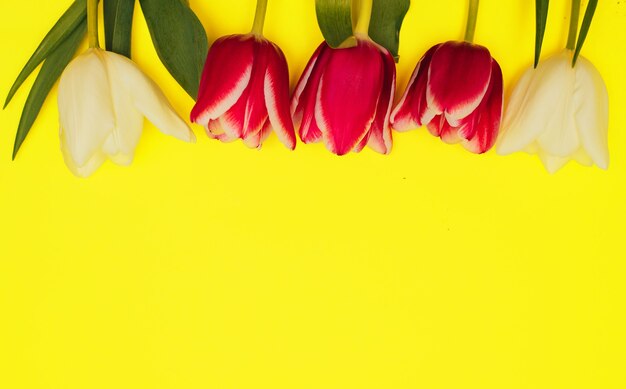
[291,39,396,155]
[391,41,503,153]
[191,34,296,149]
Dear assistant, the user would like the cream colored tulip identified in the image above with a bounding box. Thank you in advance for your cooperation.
[57,48,195,177]
[497,50,608,173]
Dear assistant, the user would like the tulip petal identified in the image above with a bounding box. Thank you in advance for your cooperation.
[535,58,579,157]
[190,35,254,126]
[367,49,396,154]
[496,66,536,155]
[219,39,270,141]
[498,53,575,156]
[60,136,107,178]
[461,60,503,153]
[574,56,609,169]
[292,43,329,144]
[291,43,324,124]
[265,42,296,150]
[390,44,439,131]
[426,41,493,124]
[316,41,383,155]
[104,51,195,143]
[243,121,272,149]
[58,49,115,168]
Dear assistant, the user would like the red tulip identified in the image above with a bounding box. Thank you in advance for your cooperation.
[191,34,296,149]
[391,41,503,153]
[291,39,396,155]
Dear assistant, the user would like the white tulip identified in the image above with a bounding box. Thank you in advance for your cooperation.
[57,48,196,177]
[497,50,609,173]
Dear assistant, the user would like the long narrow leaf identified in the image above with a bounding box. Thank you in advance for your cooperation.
[534,0,549,68]
[104,0,135,58]
[4,0,87,109]
[369,0,410,61]
[139,0,208,99]
[315,0,353,48]
[573,0,598,66]
[12,21,87,159]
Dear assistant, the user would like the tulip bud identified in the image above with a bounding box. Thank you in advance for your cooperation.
[57,48,195,177]
[391,41,503,154]
[190,34,296,150]
[497,51,609,173]
[291,38,396,156]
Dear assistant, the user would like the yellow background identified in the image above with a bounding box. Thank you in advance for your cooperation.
[1,1,625,388]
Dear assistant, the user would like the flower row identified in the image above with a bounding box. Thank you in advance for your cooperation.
[7,0,608,177]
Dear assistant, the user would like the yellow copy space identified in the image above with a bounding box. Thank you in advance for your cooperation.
[1,1,625,388]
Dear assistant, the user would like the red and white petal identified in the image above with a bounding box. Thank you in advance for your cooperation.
[265,41,296,150]
[390,44,440,131]
[462,59,504,153]
[243,120,272,149]
[367,48,396,155]
[293,43,330,144]
[426,41,493,124]
[315,41,383,155]
[291,43,325,121]
[190,35,255,126]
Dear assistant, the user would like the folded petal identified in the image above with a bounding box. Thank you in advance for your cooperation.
[316,41,383,155]
[292,43,329,144]
[574,56,609,169]
[58,49,115,168]
[367,48,396,154]
[535,55,578,157]
[265,41,296,150]
[496,66,536,155]
[426,41,493,124]
[191,35,254,126]
[390,44,439,131]
[104,51,195,143]
[498,52,574,155]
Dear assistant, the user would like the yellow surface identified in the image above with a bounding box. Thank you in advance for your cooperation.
[1,1,625,388]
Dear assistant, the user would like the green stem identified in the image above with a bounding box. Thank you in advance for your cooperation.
[566,0,581,50]
[464,0,479,42]
[87,0,99,48]
[354,0,373,36]
[251,0,268,36]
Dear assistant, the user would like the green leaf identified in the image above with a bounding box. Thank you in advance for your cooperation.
[138,0,208,99]
[369,0,410,61]
[573,0,598,66]
[104,0,135,58]
[12,21,87,160]
[315,0,353,48]
[4,0,87,109]
[534,0,549,68]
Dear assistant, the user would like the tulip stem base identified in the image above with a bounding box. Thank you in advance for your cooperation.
[354,0,373,36]
[87,0,100,48]
[464,0,479,43]
[251,0,268,36]
[566,0,581,50]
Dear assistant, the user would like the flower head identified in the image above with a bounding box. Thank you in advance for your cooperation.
[496,51,609,173]
[391,41,503,153]
[58,48,195,177]
[190,34,296,150]
[291,38,396,155]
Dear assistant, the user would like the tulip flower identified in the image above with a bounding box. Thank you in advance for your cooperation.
[391,42,502,153]
[190,1,295,149]
[391,0,503,154]
[497,0,608,173]
[496,52,608,173]
[291,2,396,155]
[58,49,195,177]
